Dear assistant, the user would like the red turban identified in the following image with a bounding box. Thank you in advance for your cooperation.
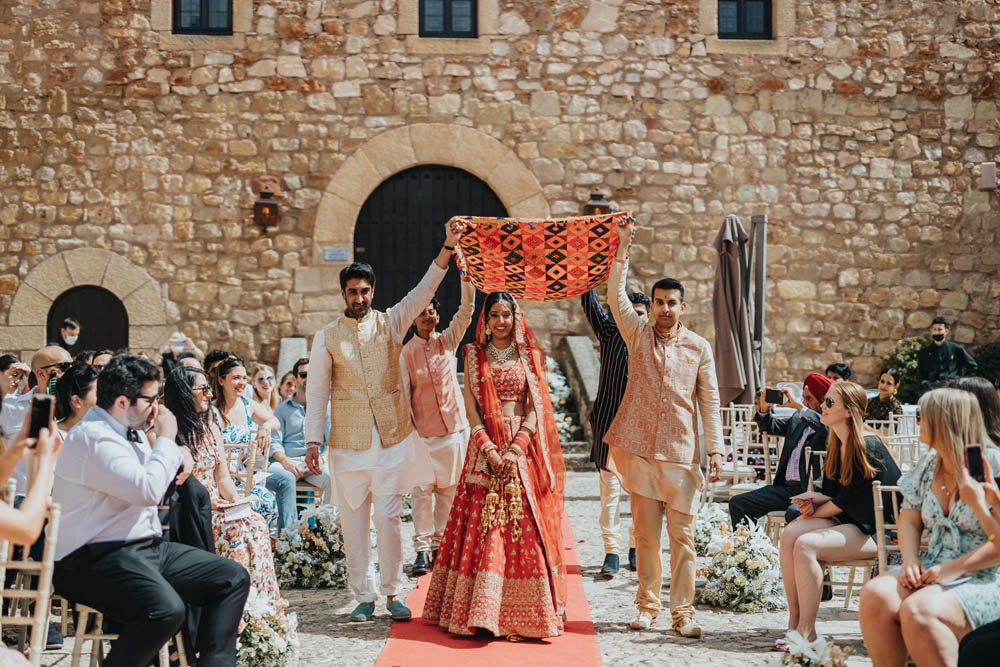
[803,373,834,400]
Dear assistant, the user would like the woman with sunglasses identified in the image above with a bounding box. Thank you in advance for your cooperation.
[251,364,280,411]
[0,355,30,403]
[776,381,900,652]
[861,388,1000,665]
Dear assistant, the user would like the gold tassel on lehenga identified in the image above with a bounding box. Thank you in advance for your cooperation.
[479,470,524,544]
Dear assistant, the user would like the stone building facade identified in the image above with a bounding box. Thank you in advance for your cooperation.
[0,0,997,385]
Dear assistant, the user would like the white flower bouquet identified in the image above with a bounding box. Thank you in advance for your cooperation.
[237,589,299,667]
[780,631,850,667]
[695,502,731,556]
[274,504,349,589]
[696,521,786,612]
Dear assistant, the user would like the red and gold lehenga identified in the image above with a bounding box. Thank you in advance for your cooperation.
[423,297,567,639]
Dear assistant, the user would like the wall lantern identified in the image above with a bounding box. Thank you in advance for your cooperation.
[254,189,279,228]
[582,191,612,216]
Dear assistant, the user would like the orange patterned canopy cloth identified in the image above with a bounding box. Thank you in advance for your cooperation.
[452,211,631,302]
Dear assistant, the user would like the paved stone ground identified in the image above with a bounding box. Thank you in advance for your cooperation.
[38,443,874,665]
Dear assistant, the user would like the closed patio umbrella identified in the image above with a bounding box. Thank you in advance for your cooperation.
[712,214,759,405]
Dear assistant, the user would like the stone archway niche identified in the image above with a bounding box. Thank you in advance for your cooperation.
[1,248,172,357]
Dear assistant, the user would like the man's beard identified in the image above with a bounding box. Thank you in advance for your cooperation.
[350,303,370,318]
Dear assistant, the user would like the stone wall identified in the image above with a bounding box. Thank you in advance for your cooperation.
[0,0,997,384]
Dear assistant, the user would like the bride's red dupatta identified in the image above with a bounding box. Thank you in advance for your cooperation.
[462,295,567,619]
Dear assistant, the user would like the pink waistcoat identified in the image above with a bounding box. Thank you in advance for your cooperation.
[402,333,468,438]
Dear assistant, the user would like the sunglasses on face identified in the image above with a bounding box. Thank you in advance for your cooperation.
[297,372,307,379]
[257,377,275,384]
[42,362,72,373]
[823,397,836,409]
[192,385,213,395]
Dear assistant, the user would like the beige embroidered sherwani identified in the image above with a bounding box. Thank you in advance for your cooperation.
[603,257,724,626]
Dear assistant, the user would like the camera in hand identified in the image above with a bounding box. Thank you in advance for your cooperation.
[27,394,54,442]
[965,444,985,483]
[764,388,784,406]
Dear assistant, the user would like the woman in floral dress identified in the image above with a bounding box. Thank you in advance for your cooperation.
[213,356,281,528]
[859,388,1000,664]
[164,366,285,609]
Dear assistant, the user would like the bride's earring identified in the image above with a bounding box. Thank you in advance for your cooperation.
[484,325,491,337]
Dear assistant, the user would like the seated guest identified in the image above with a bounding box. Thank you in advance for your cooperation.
[252,364,280,411]
[51,355,250,667]
[164,367,288,613]
[865,368,903,424]
[948,377,1000,446]
[826,363,852,382]
[859,388,999,666]
[269,358,331,534]
[213,356,282,530]
[90,349,114,373]
[278,371,295,402]
[0,354,30,403]
[778,381,900,651]
[729,373,831,529]
[957,456,1000,665]
[54,362,98,438]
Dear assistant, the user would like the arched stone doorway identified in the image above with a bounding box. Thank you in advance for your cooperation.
[47,285,129,353]
[1,248,172,358]
[354,165,507,324]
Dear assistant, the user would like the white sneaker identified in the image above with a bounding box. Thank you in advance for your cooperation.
[629,610,657,630]
[675,619,702,638]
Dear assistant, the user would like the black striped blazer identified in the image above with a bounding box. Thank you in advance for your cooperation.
[581,289,630,471]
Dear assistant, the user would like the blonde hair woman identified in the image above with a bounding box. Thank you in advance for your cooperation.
[776,381,901,652]
[251,364,279,411]
[860,388,1000,666]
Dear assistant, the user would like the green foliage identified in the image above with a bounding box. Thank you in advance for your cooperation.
[974,341,1000,387]
[881,336,930,404]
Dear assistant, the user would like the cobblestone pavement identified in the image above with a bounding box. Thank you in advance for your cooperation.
[40,444,874,665]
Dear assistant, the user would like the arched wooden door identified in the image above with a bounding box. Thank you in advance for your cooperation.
[47,285,129,354]
[354,165,507,360]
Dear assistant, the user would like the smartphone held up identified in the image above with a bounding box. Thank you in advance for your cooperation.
[764,388,784,406]
[27,394,54,445]
[965,444,985,484]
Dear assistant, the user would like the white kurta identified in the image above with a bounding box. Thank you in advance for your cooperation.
[305,262,447,511]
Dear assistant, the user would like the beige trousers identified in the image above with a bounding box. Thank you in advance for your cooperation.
[631,492,697,627]
[599,468,636,554]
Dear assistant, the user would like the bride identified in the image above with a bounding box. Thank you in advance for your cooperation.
[422,290,567,640]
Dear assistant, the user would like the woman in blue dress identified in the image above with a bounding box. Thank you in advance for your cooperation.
[212,356,281,529]
[859,388,1000,665]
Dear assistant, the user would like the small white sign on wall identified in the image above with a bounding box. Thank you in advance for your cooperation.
[323,247,350,262]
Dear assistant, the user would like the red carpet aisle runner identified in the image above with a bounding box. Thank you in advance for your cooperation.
[375,517,601,667]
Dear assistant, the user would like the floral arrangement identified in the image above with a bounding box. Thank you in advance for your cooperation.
[696,521,785,612]
[274,504,349,589]
[402,493,413,522]
[780,632,850,667]
[546,355,582,441]
[695,502,731,556]
[237,589,299,667]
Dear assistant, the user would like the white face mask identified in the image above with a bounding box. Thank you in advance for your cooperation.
[64,335,78,345]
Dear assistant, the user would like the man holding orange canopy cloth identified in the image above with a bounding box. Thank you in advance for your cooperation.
[604,218,725,638]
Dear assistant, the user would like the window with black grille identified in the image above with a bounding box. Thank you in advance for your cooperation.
[718,0,772,40]
[173,0,233,35]
[419,0,477,38]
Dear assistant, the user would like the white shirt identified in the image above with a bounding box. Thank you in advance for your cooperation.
[0,389,35,496]
[51,407,184,560]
